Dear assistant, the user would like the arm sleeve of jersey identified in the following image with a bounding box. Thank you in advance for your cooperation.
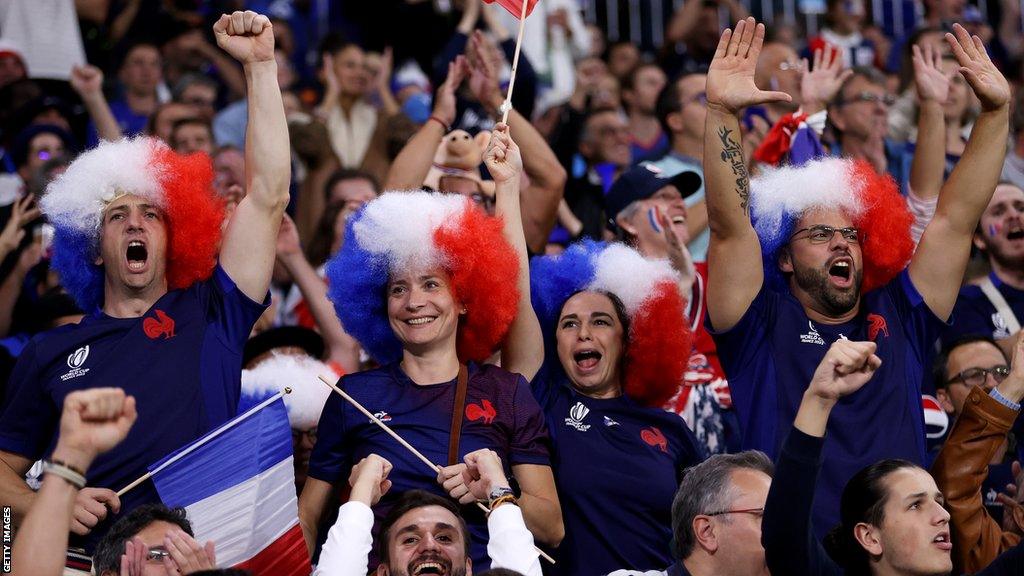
[894,270,948,367]
[307,383,352,482]
[706,286,774,426]
[312,501,374,576]
[510,375,552,466]
[487,504,543,576]
[762,428,843,576]
[207,265,271,348]
[0,342,58,458]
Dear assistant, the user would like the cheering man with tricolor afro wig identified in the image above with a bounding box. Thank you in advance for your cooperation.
[0,10,290,558]
[701,18,1011,538]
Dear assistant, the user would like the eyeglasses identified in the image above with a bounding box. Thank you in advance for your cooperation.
[947,365,1010,387]
[790,225,863,244]
[778,60,804,72]
[705,507,765,518]
[840,91,896,106]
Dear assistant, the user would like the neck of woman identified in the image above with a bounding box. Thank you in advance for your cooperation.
[401,346,461,385]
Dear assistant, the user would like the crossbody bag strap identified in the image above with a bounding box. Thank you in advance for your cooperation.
[448,364,469,466]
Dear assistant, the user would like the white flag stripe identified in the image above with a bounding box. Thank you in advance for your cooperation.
[183,456,300,566]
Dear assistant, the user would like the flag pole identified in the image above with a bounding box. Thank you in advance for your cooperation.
[499,0,530,124]
[116,390,288,497]
[317,374,556,565]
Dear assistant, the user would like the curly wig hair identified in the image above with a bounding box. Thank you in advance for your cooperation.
[749,157,914,293]
[41,137,223,312]
[324,191,519,364]
[530,240,691,407]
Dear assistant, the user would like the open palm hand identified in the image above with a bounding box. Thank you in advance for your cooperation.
[706,17,792,115]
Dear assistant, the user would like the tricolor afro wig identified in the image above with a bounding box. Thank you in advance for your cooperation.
[41,137,223,312]
[750,157,914,293]
[530,240,691,407]
[324,191,519,364]
[240,353,335,430]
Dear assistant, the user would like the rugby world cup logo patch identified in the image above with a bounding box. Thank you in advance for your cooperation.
[62,346,91,381]
[565,401,591,432]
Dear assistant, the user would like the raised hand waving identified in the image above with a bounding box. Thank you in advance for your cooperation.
[706,17,792,115]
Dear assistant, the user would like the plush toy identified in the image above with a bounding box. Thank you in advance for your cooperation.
[423,129,495,196]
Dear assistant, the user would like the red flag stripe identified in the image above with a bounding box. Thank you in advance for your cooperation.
[234,524,312,576]
[483,0,538,19]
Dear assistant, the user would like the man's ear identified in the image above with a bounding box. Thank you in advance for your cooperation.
[465,557,473,576]
[828,106,847,132]
[853,522,883,557]
[376,563,390,576]
[692,516,720,554]
[666,111,684,134]
[616,212,638,238]
[973,230,988,252]
[935,388,955,414]
[778,247,793,274]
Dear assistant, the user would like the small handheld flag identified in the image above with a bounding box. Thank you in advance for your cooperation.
[484,0,538,18]
[142,394,311,576]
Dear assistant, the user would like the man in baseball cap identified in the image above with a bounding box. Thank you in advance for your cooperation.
[606,162,702,261]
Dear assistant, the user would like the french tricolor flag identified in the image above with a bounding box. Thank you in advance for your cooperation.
[146,394,311,576]
[484,0,538,18]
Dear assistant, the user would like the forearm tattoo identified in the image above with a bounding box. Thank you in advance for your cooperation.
[717,126,750,214]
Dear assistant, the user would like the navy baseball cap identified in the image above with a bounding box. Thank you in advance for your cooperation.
[605,163,702,228]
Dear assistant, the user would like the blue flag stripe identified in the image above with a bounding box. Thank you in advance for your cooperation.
[150,398,292,506]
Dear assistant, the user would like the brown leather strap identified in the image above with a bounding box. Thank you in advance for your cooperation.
[448,364,469,466]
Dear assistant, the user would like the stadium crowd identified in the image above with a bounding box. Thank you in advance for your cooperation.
[2,0,1024,575]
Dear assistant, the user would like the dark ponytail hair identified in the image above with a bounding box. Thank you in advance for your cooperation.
[823,459,922,575]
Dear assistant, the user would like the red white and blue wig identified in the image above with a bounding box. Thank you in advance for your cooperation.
[530,240,691,407]
[324,191,519,364]
[750,157,914,293]
[41,137,223,312]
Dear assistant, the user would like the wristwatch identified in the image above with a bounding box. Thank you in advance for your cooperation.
[487,485,517,509]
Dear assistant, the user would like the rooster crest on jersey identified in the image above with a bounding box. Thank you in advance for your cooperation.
[530,240,692,407]
[749,157,914,293]
[40,137,223,312]
[325,191,520,364]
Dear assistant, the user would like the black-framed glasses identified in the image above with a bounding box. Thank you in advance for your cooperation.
[840,91,897,106]
[705,507,765,518]
[790,225,862,245]
[948,365,1010,387]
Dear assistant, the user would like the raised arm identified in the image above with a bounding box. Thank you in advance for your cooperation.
[69,65,123,143]
[908,43,952,202]
[276,214,361,374]
[764,340,880,576]
[12,388,136,576]
[468,31,566,254]
[931,336,1024,573]
[215,11,291,303]
[910,24,1011,322]
[313,455,392,576]
[703,18,791,331]
[487,124,544,381]
[383,57,468,190]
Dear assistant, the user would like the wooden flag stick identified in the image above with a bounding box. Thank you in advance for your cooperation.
[317,374,556,565]
[499,0,531,124]
[116,390,289,497]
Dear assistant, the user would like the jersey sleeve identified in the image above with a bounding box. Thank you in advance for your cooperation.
[706,286,776,423]
[307,378,352,483]
[509,375,552,466]
[205,265,271,349]
[891,270,947,363]
[0,340,59,459]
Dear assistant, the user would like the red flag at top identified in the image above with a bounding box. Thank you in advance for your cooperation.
[484,0,538,18]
